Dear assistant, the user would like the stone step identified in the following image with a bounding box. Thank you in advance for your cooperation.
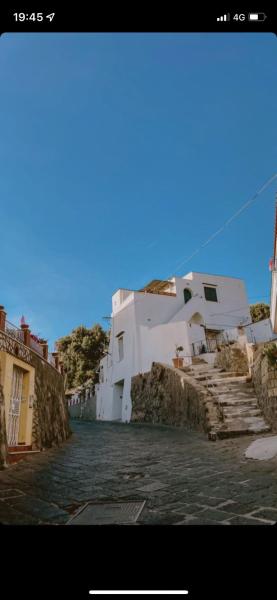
[206,376,250,386]
[223,407,261,419]
[223,416,269,428]
[216,387,255,394]
[213,390,256,401]
[188,368,223,376]
[188,364,270,441]
[209,385,255,395]
[8,444,33,453]
[193,371,243,381]
[216,397,258,407]
[216,420,270,439]
[7,449,40,464]
[191,357,207,365]
[189,365,223,370]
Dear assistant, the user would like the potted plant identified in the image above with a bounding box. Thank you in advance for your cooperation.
[172,345,184,368]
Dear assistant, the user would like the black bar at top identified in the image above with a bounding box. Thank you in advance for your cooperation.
[0,7,276,34]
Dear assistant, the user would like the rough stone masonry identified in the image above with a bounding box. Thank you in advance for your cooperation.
[131,362,216,432]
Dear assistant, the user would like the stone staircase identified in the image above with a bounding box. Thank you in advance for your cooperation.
[186,360,270,440]
[7,444,40,464]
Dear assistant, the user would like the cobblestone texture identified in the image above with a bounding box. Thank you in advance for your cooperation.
[1,420,277,524]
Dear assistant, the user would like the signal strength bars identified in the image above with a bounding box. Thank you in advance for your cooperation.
[217,14,230,21]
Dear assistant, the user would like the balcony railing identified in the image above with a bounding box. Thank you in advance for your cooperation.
[0,302,64,373]
[30,337,44,357]
[191,337,224,356]
[5,320,24,343]
[48,353,56,367]
[2,317,59,370]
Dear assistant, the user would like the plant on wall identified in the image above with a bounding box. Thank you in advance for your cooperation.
[175,345,184,357]
[250,303,270,323]
[263,343,277,366]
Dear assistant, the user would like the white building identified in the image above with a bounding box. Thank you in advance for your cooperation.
[96,272,251,423]
[270,203,277,333]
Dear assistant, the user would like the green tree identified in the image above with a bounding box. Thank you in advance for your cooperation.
[250,303,270,323]
[57,324,109,389]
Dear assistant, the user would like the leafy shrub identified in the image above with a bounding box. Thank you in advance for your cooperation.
[263,343,277,366]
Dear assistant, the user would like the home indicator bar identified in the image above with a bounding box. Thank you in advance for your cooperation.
[89,592,189,596]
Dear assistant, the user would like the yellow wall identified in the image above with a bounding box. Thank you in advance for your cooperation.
[0,351,35,446]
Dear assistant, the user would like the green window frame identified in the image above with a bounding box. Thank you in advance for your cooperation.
[184,288,192,304]
[204,286,218,302]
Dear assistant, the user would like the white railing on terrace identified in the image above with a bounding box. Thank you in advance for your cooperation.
[5,320,24,343]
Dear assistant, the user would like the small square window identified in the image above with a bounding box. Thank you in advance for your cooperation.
[204,286,218,302]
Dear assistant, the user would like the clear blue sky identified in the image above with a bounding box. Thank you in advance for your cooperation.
[1,33,276,348]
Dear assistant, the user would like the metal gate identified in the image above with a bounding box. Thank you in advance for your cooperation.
[7,366,24,446]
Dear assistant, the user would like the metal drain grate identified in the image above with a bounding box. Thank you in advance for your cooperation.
[67,501,146,525]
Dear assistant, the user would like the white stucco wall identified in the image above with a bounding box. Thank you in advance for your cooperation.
[246,318,277,344]
[270,270,277,333]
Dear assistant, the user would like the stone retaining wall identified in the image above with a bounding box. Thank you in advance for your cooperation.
[31,352,71,450]
[252,344,277,431]
[131,362,217,433]
[214,342,249,374]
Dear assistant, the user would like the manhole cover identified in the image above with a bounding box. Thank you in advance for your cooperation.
[67,501,146,525]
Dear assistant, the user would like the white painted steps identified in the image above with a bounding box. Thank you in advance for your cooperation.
[186,361,270,440]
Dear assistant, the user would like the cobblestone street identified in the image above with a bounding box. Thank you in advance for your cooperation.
[1,420,277,525]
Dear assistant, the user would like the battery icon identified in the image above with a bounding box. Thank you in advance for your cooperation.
[248,13,267,21]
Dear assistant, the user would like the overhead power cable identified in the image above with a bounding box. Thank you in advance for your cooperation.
[167,172,277,278]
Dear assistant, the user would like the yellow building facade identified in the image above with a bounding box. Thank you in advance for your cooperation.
[0,305,69,469]
[0,350,35,448]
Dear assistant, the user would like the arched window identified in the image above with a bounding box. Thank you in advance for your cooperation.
[184,288,192,304]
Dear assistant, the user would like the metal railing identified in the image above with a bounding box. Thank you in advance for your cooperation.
[5,320,24,343]
[2,317,60,371]
[30,337,44,356]
[191,340,207,356]
[48,353,56,367]
[192,337,222,356]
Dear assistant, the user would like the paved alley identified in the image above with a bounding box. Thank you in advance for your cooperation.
[1,420,277,525]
